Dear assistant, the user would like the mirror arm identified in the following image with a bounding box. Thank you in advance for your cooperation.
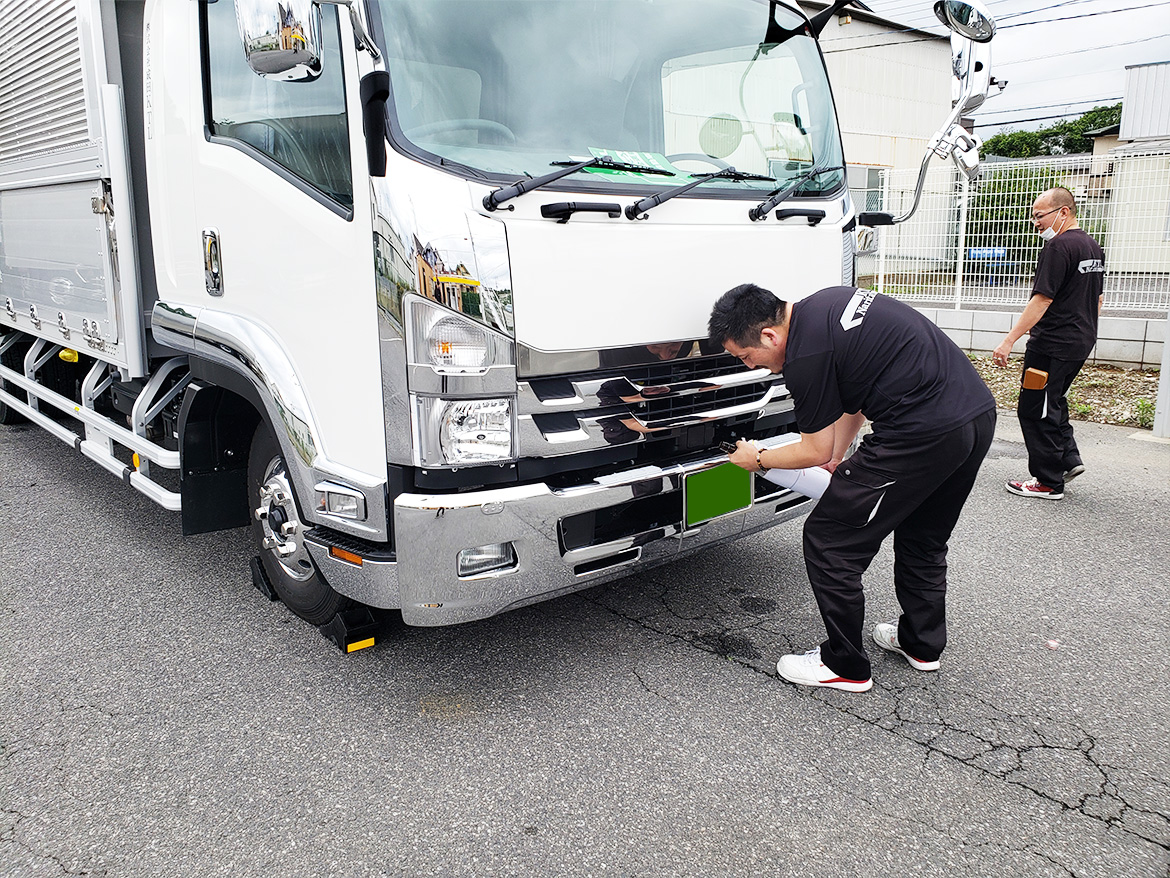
[319,0,382,61]
[887,92,970,225]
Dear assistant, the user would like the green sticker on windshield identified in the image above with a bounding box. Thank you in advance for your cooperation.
[584,148,681,178]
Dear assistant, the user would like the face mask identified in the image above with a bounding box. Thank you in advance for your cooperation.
[1039,212,1065,242]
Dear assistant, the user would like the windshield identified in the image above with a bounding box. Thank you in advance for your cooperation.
[369,0,845,197]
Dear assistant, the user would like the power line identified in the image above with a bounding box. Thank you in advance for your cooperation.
[867,0,1116,29]
[1002,1,1170,26]
[999,0,1102,20]
[996,32,1169,63]
[822,0,1166,44]
[823,30,1168,55]
[972,111,1117,127]
[864,0,1089,25]
[975,97,1122,116]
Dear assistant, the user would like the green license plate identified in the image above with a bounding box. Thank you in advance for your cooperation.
[684,463,754,529]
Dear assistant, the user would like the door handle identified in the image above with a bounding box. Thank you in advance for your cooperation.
[203,229,223,296]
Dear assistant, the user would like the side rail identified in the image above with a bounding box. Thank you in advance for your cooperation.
[0,331,186,510]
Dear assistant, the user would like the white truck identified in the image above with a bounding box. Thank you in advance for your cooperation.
[0,0,996,648]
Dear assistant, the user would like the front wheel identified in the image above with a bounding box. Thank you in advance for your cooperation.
[248,423,350,625]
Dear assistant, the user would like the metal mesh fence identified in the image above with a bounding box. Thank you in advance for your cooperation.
[859,151,1170,315]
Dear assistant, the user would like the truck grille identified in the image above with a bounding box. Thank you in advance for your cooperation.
[517,352,794,457]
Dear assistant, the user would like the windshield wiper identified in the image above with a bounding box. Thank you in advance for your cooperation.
[624,168,776,220]
[748,164,844,221]
[483,156,676,211]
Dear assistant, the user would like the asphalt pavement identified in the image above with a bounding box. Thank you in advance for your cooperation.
[2,413,1168,877]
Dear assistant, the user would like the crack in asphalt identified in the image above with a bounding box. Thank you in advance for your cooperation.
[631,669,671,703]
[1,807,105,877]
[585,586,1170,860]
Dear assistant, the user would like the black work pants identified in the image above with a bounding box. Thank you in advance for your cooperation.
[802,409,996,681]
[1017,347,1086,491]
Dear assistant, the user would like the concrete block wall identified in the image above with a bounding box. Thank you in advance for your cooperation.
[916,308,1166,370]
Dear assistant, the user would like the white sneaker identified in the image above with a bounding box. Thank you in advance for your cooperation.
[872,621,940,671]
[776,647,873,692]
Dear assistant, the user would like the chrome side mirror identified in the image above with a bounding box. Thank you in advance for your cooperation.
[235,0,380,82]
[933,0,995,42]
[235,0,324,82]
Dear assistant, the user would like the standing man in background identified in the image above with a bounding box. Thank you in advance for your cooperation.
[994,187,1105,500]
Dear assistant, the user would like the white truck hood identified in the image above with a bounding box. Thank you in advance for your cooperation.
[503,200,847,353]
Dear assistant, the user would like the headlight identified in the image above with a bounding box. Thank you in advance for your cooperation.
[417,397,515,466]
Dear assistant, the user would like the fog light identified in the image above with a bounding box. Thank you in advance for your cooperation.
[457,542,517,577]
[314,482,367,520]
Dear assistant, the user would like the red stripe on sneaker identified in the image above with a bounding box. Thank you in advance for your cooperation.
[828,677,870,684]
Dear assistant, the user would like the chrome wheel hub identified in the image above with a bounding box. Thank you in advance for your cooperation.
[253,462,315,582]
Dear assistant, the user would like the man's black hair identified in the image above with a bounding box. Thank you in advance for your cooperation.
[707,283,788,349]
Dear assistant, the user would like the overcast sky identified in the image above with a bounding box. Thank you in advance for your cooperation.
[858,0,1170,135]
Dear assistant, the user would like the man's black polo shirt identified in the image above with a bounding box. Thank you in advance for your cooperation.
[783,287,996,440]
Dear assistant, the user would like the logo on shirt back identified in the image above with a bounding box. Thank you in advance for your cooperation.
[1078,259,1104,274]
[840,288,877,331]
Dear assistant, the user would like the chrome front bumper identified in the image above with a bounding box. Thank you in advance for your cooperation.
[305,437,812,626]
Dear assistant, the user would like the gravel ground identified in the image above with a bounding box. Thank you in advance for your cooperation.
[969,354,1161,429]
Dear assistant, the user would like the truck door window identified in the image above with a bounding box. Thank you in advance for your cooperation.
[203,1,353,210]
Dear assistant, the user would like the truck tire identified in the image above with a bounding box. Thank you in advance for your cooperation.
[248,423,351,625]
[0,386,24,425]
[0,345,27,425]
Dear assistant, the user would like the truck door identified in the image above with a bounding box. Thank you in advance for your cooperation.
[152,1,384,480]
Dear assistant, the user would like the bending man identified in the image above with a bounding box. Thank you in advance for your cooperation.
[709,284,996,692]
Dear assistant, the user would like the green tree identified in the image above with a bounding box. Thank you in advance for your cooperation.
[980,102,1122,158]
[980,129,1044,159]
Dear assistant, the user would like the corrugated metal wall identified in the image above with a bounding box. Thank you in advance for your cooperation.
[1120,62,1170,141]
[0,0,90,164]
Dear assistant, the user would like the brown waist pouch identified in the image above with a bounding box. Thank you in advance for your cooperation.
[1022,368,1049,391]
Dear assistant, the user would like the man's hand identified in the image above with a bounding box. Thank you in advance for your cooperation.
[992,339,1013,367]
[729,439,761,472]
[821,458,842,474]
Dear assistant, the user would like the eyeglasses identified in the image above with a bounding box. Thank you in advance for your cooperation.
[1031,207,1063,222]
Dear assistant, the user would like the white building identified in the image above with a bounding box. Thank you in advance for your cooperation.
[1108,62,1170,275]
[800,2,952,200]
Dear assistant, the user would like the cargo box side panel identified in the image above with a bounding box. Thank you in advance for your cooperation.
[0,181,123,357]
[0,0,146,375]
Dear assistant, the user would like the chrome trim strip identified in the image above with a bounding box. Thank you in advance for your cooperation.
[633,384,780,429]
[519,341,732,378]
[517,366,777,414]
[407,362,517,396]
[517,378,793,456]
